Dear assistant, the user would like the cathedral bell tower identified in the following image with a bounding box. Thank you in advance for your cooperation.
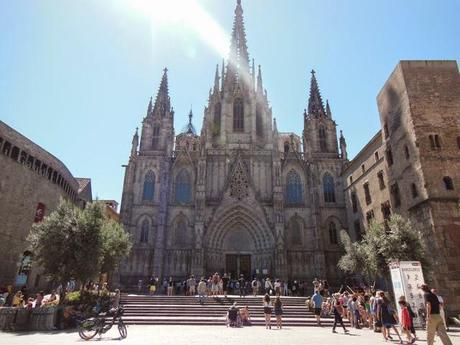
[139,68,175,156]
[203,0,273,150]
[303,70,339,159]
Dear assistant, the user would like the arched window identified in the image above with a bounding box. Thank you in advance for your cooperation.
[284,142,290,153]
[443,176,454,190]
[140,220,149,243]
[319,126,327,152]
[329,222,338,244]
[323,173,336,203]
[288,217,302,245]
[256,103,263,137]
[175,218,190,248]
[213,103,221,136]
[286,170,302,204]
[175,170,192,203]
[233,98,244,132]
[142,170,155,201]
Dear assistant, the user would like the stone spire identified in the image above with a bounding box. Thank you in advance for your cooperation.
[131,127,139,157]
[339,130,348,160]
[307,69,326,117]
[326,99,332,118]
[213,64,220,94]
[153,68,171,117]
[147,97,153,116]
[226,0,250,87]
[273,117,278,133]
[257,65,263,93]
[184,108,196,135]
[221,59,225,92]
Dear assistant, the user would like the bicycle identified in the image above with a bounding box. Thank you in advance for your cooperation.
[78,305,127,340]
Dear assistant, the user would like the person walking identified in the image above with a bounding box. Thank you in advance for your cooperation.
[197,278,207,304]
[332,299,349,334]
[377,292,403,343]
[432,288,449,331]
[264,278,273,295]
[251,278,258,296]
[263,294,272,329]
[421,284,453,345]
[312,290,323,326]
[222,273,230,298]
[167,277,174,296]
[274,296,283,329]
[399,295,417,340]
[238,275,246,297]
[398,299,416,344]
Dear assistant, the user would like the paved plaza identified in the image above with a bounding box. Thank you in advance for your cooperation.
[1,325,459,345]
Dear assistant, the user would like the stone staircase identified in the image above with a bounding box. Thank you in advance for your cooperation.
[120,294,345,327]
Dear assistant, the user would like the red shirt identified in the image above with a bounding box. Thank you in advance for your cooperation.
[401,307,412,329]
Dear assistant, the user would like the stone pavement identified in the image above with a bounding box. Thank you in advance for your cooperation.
[1,325,459,345]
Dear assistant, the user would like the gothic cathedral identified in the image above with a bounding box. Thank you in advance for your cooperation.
[119,0,348,286]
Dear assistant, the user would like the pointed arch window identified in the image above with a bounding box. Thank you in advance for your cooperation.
[233,98,244,132]
[443,176,454,190]
[329,222,338,244]
[142,170,155,201]
[319,126,327,152]
[175,169,192,203]
[323,173,336,203]
[213,103,221,136]
[286,170,302,204]
[256,103,263,137]
[140,220,149,243]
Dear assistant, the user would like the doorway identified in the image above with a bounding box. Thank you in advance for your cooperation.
[226,254,251,279]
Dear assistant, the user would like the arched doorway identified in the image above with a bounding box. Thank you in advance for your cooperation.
[223,227,254,278]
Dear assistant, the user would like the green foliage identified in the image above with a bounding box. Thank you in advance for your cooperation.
[338,214,430,283]
[28,199,132,299]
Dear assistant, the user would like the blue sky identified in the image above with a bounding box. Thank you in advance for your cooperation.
[1,0,459,203]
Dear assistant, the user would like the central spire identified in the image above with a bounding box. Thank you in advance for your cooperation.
[307,69,326,117]
[226,0,250,87]
[152,68,171,117]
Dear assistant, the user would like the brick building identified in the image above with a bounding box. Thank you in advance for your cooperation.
[0,120,92,289]
[343,60,460,313]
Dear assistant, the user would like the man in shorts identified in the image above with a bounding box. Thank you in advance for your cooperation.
[312,290,323,326]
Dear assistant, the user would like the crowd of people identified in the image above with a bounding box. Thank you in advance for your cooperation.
[0,285,59,309]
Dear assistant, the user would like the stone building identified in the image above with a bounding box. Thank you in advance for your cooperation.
[0,120,91,289]
[343,60,460,313]
[119,0,348,286]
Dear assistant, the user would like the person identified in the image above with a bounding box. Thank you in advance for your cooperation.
[341,291,349,320]
[264,278,273,295]
[251,278,258,296]
[12,291,24,307]
[421,284,452,345]
[398,299,416,344]
[112,289,121,308]
[312,290,323,326]
[227,302,241,327]
[240,305,251,326]
[211,273,219,296]
[399,295,416,339]
[167,277,174,296]
[332,299,349,334]
[188,275,196,296]
[312,277,320,292]
[377,292,403,343]
[221,273,229,298]
[432,288,448,331]
[197,278,207,304]
[274,296,283,329]
[274,279,281,296]
[238,275,246,297]
[35,291,44,308]
[263,294,272,329]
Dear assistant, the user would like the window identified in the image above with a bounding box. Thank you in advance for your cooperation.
[443,176,454,190]
[213,103,221,136]
[256,103,263,137]
[386,147,394,166]
[19,151,27,164]
[361,164,365,174]
[404,145,410,159]
[11,146,20,161]
[349,176,353,184]
[375,151,379,161]
[2,141,11,156]
[384,123,389,139]
[34,160,41,172]
[0,137,3,149]
[457,137,460,150]
[41,164,47,176]
[366,210,375,225]
[175,169,192,203]
[284,142,290,153]
[286,170,302,204]
[390,183,401,207]
[381,201,391,220]
[47,167,53,180]
[140,220,149,243]
[351,192,358,213]
[377,170,385,190]
[233,98,244,132]
[152,126,160,149]
[363,182,372,205]
[26,155,34,169]
[429,134,441,149]
[319,126,327,152]
[411,183,418,198]
[52,171,57,183]
[354,220,363,241]
[142,170,155,201]
[323,173,336,203]
[329,222,338,245]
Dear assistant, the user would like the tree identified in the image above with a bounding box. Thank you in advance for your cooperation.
[28,199,132,303]
[338,214,430,286]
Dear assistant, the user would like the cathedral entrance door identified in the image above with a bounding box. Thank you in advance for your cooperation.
[225,254,251,279]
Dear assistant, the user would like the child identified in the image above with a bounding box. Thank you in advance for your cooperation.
[399,300,416,344]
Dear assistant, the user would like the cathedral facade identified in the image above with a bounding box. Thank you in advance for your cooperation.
[119,0,348,286]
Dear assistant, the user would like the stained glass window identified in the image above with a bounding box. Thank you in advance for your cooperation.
[233,98,244,132]
[323,173,336,203]
[286,170,302,204]
[140,220,149,243]
[142,170,155,201]
[329,222,338,244]
[175,170,191,203]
